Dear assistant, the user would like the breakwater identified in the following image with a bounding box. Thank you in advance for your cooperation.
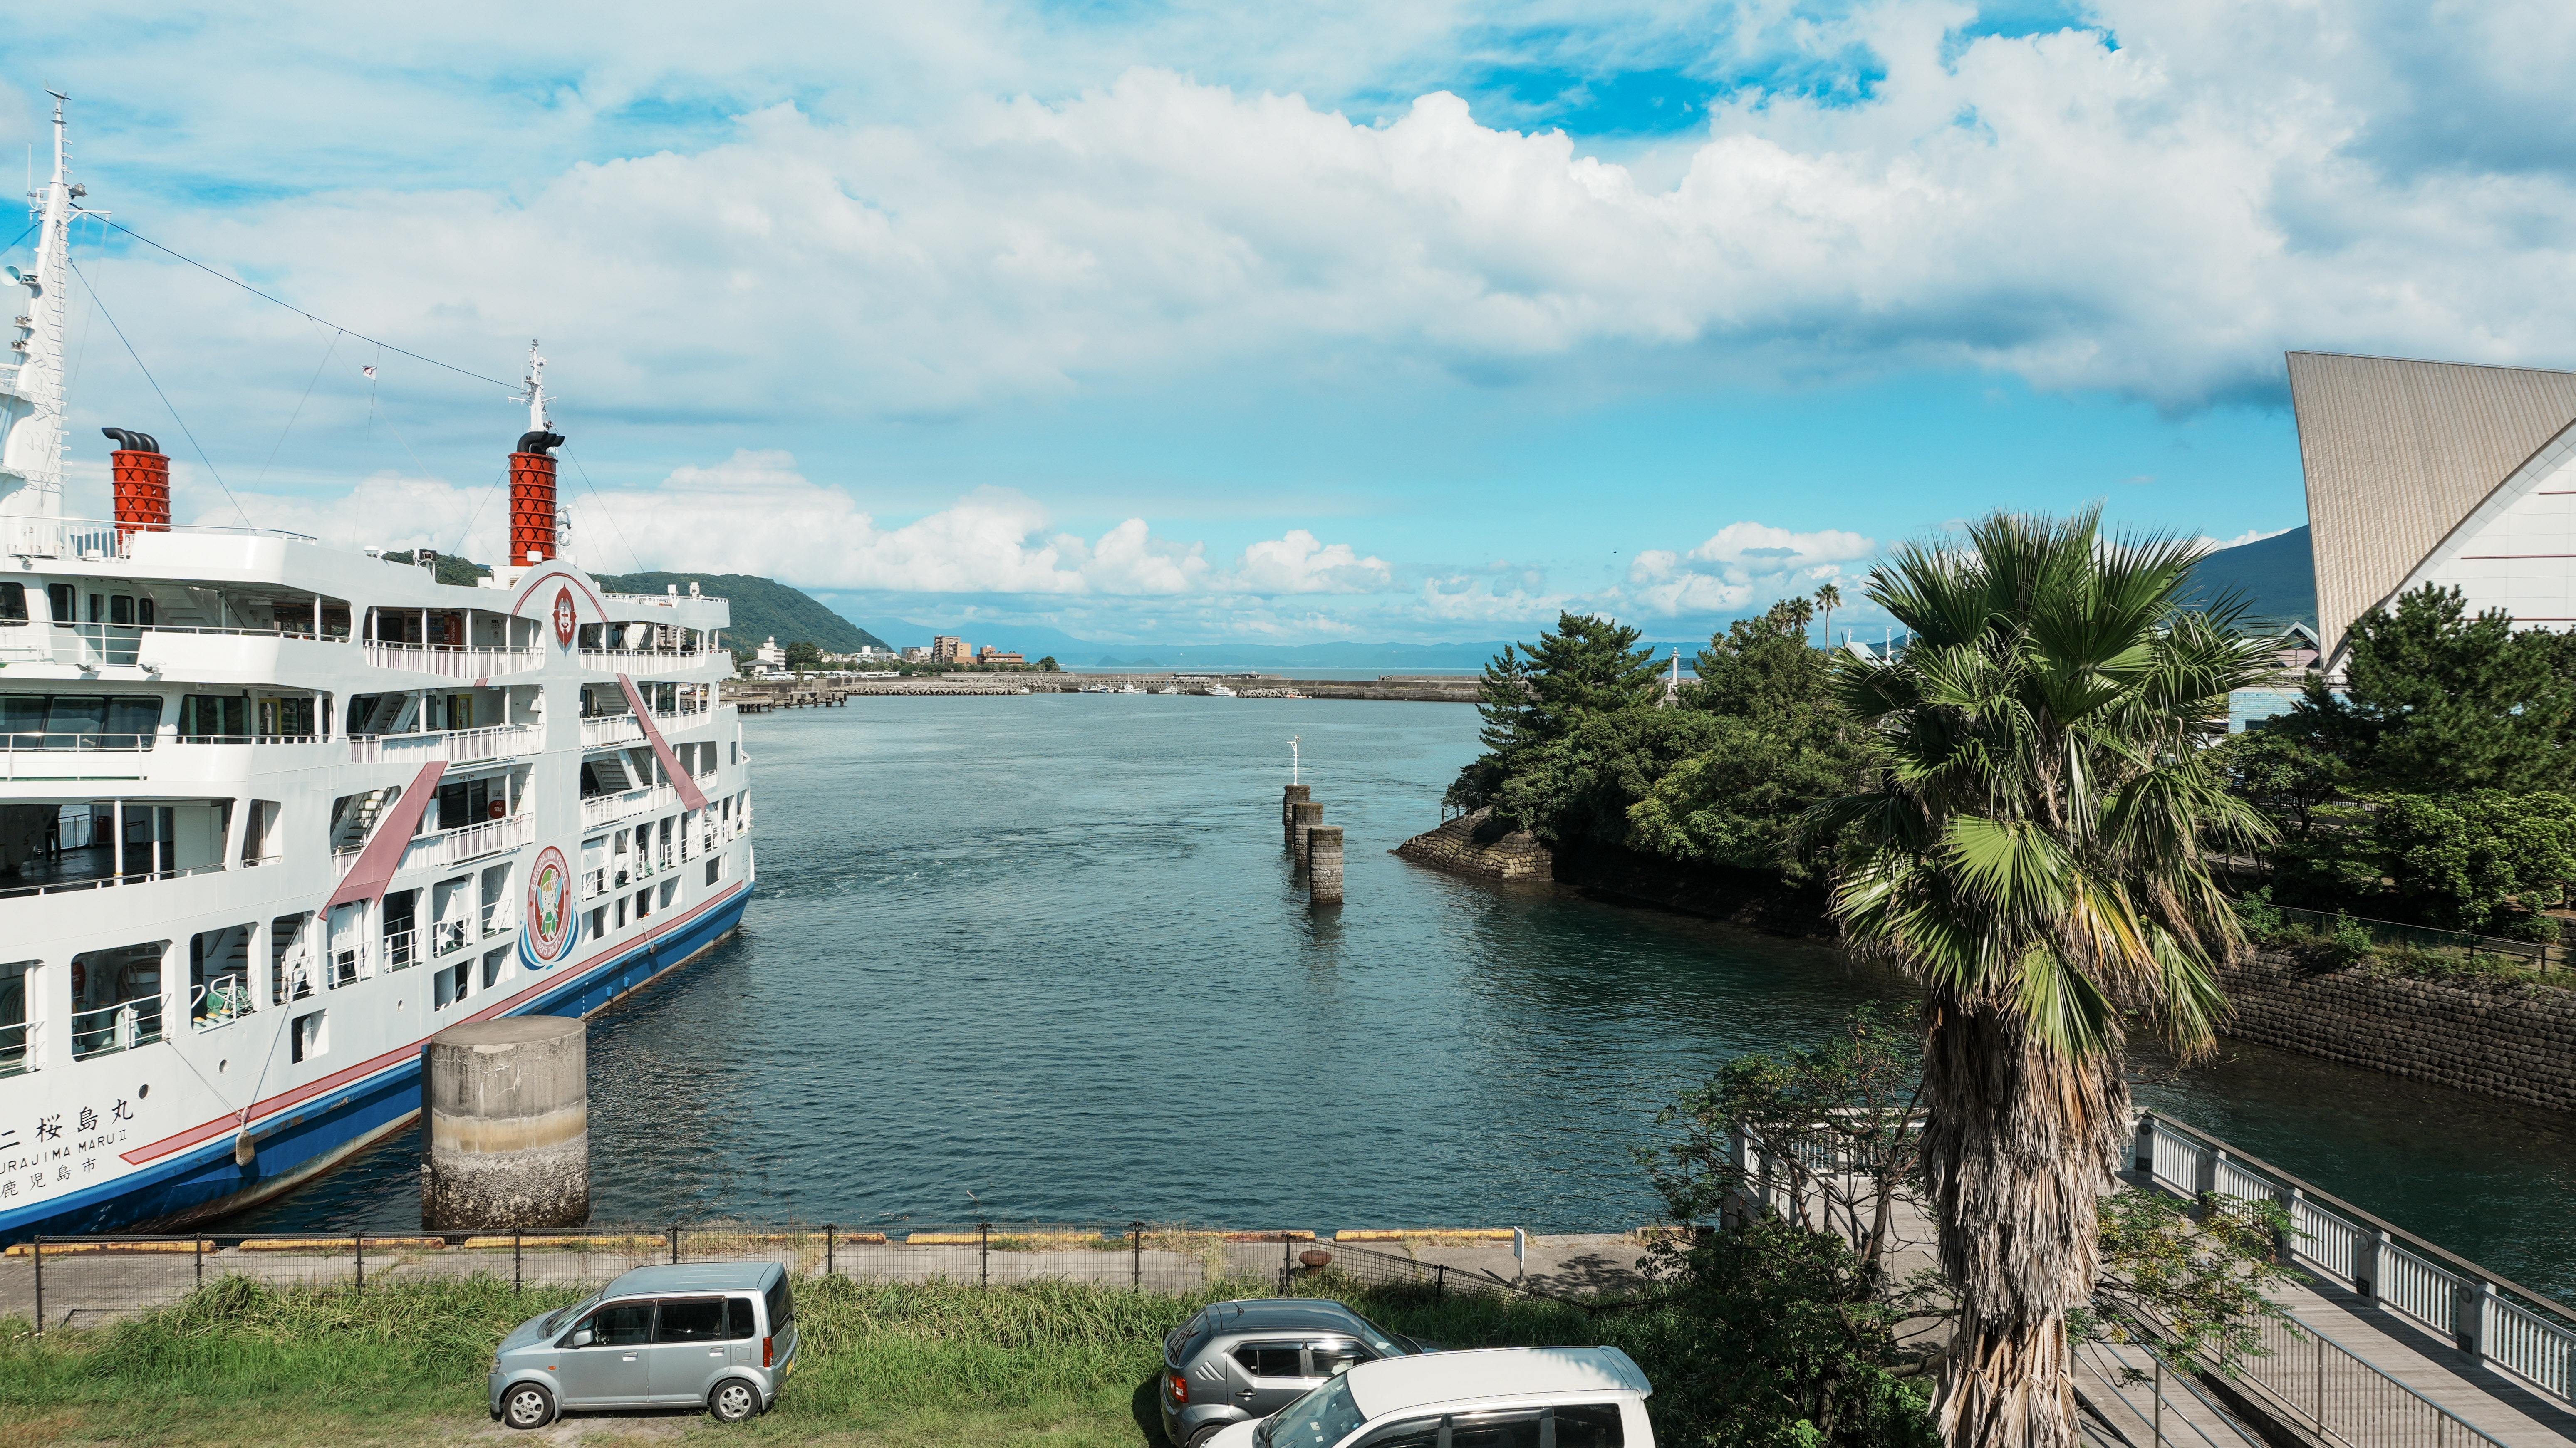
[733,673,1483,702]
[2217,952,2576,1114]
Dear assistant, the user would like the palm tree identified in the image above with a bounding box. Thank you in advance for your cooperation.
[1814,582,1844,651]
[1803,508,2274,1448]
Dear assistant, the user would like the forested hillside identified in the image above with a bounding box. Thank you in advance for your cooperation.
[589,571,888,653]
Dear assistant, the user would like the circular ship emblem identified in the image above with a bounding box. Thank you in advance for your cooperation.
[552,587,577,646]
[525,847,573,963]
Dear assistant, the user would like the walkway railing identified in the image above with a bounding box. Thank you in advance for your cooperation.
[362,640,541,677]
[2270,905,2571,978]
[349,723,543,766]
[582,784,677,830]
[2138,1112,2576,1404]
[2233,1309,2507,1448]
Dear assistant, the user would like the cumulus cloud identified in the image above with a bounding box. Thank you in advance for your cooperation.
[190,447,1392,603]
[46,0,2576,440]
[1620,521,1876,617]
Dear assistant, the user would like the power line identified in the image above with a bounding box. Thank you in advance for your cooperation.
[67,255,253,526]
[90,215,516,390]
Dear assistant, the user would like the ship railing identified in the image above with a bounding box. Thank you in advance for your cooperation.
[379,929,419,970]
[480,901,513,939]
[1,730,154,752]
[330,942,369,988]
[402,815,536,875]
[171,732,323,746]
[0,1020,33,1077]
[581,714,645,747]
[189,974,254,1029]
[69,993,165,1061]
[597,591,728,607]
[581,784,678,830]
[0,861,226,901]
[429,918,471,956]
[362,639,542,678]
[2138,1111,2576,1403]
[348,722,544,765]
[577,646,718,675]
[3,514,316,561]
[581,866,608,900]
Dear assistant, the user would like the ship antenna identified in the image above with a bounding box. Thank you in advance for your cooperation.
[0,91,82,522]
[520,338,550,432]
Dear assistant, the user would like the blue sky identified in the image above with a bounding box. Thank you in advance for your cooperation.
[10,2,2572,646]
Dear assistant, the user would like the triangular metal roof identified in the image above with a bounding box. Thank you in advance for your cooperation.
[2289,351,2576,654]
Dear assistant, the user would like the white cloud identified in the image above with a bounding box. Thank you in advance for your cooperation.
[1231,530,1392,593]
[1617,520,1876,618]
[52,0,2576,441]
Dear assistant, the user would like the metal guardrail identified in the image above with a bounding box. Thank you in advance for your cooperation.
[2233,1309,2508,1448]
[2138,1113,2576,1405]
[2271,904,2571,977]
[10,1222,1603,1332]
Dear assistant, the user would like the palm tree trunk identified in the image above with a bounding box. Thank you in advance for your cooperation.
[1921,1002,2130,1448]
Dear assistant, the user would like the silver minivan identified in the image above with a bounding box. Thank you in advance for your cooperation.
[487,1262,800,1428]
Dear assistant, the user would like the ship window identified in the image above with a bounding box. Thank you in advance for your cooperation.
[47,583,72,624]
[0,582,23,624]
[190,924,256,1027]
[290,1009,325,1062]
[588,906,606,939]
[137,595,155,627]
[705,858,720,886]
[109,595,134,626]
[634,888,651,919]
[1,960,33,1078]
[181,695,252,739]
[106,697,161,740]
[482,946,509,991]
[69,942,167,1060]
[242,800,281,864]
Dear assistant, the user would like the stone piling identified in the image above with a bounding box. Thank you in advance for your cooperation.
[1282,783,1310,839]
[1290,800,1323,863]
[420,1015,589,1230]
[1306,826,1345,904]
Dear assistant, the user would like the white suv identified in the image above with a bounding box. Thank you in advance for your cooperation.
[1210,1344,1653,1448]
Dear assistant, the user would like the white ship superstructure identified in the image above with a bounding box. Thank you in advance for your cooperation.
[0,102,754,1239]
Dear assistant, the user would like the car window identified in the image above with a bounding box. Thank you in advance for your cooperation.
[728,1297,758,1339]
[1448,1409,1544,1448]
[582,1301,654,1347]
[765,1275,793,1332]
[655,1297,728,1342]
[1231,1342,1305,1378]
[1310,1339,1368,1376]
[1268,1376,1368,1448]
[545,1291,605,1336]
[1352,1417,1443,1448]
[1551,1404,1626,1447]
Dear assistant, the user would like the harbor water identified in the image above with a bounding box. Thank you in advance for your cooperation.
[233,696,2576,1299]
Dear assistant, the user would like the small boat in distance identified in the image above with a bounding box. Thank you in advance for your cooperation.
[1205,683,1238,698]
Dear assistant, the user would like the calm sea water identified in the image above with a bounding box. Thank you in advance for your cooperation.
[233,696,2576,1299]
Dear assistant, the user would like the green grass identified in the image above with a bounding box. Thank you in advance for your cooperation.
[0,1272,1673,1447]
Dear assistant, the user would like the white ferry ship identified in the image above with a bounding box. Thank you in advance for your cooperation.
[0,103,754,1240]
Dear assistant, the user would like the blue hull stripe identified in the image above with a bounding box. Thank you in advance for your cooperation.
[0,885,751,1243]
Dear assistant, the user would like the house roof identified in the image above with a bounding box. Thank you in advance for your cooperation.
[2290,351,2576,655]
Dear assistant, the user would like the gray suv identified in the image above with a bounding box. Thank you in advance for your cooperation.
[486,1262,799,1428]
[1162,1299,1432,1447]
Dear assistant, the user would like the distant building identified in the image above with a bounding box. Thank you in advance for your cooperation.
[900,645,932,663]
[2292,351,2576,671]
[753,636,785,668]
[978,646,1025,665]
[931,635,971,664]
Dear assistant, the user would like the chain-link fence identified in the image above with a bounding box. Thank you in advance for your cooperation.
[2273,904,2570,976]
[3,1221,1641,1332]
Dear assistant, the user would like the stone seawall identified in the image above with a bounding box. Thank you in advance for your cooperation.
[1392,808,1554,880]
[2217,952,2576,1114]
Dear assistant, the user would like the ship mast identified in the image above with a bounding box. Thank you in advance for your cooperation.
[0,93,78,521]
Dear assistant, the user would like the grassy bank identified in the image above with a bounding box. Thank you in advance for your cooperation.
[0,1272,1671,1447]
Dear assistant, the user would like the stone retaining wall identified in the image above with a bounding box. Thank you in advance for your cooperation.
[2218,951,2576,1113]
[1392,807,1554,880]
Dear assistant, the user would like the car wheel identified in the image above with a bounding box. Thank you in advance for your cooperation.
[709,1377,761,1423]
[1184,1424,1229,1447]
[500,1381,555,1430]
